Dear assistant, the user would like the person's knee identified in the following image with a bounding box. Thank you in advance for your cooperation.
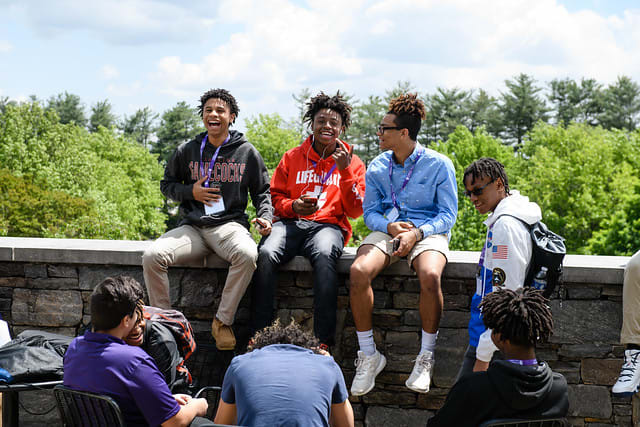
[231,242,258,267]
[350,260,374,293]
[142,246,167,270]
[418,268,442,295]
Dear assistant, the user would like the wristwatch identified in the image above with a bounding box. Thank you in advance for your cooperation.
[414,227,423,241]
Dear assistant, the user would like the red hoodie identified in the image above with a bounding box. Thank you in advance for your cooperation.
[271,136,366,243]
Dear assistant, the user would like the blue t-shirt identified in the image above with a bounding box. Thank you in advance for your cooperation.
[63,331,180,427]
[221,344,349,426]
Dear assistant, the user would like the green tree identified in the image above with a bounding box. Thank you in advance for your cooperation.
[467,89,502,137]
[599,75,640,131]
[120,106,158,149]
[548,78,581,126]
[346,95,386,165]
[423,87,471,143]
[291,88,312,136]
[46,92,87,127]
[575,78,604,126]
[153,101,203,163]
[245,113,301,170]
[89,99,117,132]
[0,101,166,239]
[499,74,548,147]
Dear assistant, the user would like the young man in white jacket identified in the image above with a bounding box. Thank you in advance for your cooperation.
[457,157,542,379]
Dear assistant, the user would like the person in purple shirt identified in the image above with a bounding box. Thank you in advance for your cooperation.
[349,93,457,397]
[63,276,211,427]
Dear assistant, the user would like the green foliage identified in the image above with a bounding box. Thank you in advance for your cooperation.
[245,113,301,170]
[89,99,117,132]
[346,95,386,166]
[432,126,520,251]
[0,101,166,239]
[499,73,548,147]
[46,92,87,127]
[599,76,640,131]
[153,101,203,164]
[120,106,158,149]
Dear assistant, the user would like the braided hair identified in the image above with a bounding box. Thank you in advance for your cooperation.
[387,93,426,140]
[480,288,553,347]
[198,88,239,124]
[463,157,510,195]
[303,91,352,130]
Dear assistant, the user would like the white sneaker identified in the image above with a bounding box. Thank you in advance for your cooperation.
[613,349,640,397]
[405,351,434,393]
[350,350,386,396]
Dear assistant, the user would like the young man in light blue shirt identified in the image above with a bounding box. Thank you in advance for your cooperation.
[349,94,457,396]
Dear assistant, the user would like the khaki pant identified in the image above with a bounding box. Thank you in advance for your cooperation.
[142,222,257,325]
[621,250,640,345]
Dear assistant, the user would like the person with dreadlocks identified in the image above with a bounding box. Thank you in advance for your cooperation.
[349,94,457,396]
[214,320,354,426]
[457,157,542,380]
[143,88,273,351]
[251,91,365,348]
[427,288,568,426]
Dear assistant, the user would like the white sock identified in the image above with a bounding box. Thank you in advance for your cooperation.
[356,329,376,356]
[421,330,438,354]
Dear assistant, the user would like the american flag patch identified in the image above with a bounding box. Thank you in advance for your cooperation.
[492,245,508,260]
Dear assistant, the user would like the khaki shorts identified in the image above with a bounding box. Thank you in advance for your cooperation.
[361,231,450,267]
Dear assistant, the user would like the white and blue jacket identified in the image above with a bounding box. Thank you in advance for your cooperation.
[469,191,542,361]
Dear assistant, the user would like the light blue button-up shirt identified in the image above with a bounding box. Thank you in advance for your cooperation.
[363,143,458,238]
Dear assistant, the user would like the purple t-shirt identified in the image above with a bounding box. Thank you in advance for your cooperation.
[221,344,349,426]
[63,331,179,427]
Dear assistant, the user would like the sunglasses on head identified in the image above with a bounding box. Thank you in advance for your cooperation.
[464,179,495,198]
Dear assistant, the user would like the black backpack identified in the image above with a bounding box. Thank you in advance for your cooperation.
[499,215,566,298]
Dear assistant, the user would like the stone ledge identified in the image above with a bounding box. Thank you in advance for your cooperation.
[0,237,630,283]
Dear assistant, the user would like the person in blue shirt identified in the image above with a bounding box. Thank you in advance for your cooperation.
[349,93,457,396]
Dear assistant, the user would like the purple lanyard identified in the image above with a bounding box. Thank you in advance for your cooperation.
[199,134,230,188]
[388,149,422,210]
[310,160,337,192]
[507,359,538,366]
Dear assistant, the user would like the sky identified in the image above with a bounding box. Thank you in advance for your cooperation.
[2,0,640,131]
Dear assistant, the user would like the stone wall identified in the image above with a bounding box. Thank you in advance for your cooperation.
[0,237,637,426]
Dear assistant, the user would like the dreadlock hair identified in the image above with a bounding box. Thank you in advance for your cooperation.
[247,319,322,354]
[480,288,554,348]
[387,93,426,141]
[198,88,239,124]
[303,91,352,130]
[463,157,511,195]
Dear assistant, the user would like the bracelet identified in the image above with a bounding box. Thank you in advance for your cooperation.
[413,227,423,241]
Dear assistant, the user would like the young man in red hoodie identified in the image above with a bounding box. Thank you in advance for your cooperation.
[251,92,366,347]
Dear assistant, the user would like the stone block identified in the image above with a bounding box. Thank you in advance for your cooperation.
[441,278,472,294]
[0,262,24,277]
[373,290,391,309]
[548,361,581,384]
[443,293,470,310]
[393,292,418,309]
[27,277,78,290]
[385,277,404,292]
[567,286,601,299]
[404,310,421,326]
[385,331,419,354]
[362,390,417,406]
[403,277,421,293]
[385,353,418,373]
[24,263,47,278]
[614,403,632,416]
[13,325,77,337]
[558,344,613,360]
[0,286,12,298]
[581,359,623,386]
[295,272,313,288]
[12,289,82,326]
[78,266,144,290]
[285,297,314,309]
[550,300,621,344]
[439,310,469,328]
[372,309,404,327]
[0,277,27,288]
[567,384,612,419]
[47,265,78,278]
[364,406,431,427]
[416,393,447,410]
[0,298,10,312]
[180,270,217,307]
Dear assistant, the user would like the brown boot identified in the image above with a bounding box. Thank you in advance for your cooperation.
[211,318,236,350]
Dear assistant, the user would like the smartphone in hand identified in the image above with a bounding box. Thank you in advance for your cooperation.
[392,238,400,252]
[302,196,318,205]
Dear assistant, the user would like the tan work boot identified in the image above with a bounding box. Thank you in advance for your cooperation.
[211,318,236,350]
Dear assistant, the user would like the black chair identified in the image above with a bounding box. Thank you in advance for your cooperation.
[479,418,568,427]
[194,385,222,420]
[53,385,125,427]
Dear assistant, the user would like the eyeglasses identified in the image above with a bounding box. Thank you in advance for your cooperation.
[377,125,402,134]
[464,179,495,198]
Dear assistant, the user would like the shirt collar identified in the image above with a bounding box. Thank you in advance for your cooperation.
[84,330,126,345]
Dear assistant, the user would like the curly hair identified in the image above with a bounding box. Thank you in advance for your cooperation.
[480,288,554,348]
[303,91,352,130]
[387,93,426,140]
[91,275,144,331]
[198,88,239,124]
[248,320,322,354]
[463,157,511,195]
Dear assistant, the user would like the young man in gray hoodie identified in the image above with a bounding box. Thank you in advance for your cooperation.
[457,157,542,379]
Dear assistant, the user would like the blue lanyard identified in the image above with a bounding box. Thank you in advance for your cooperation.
[199,134,230,188]
[388,149,422,210]
[507,359,538,366]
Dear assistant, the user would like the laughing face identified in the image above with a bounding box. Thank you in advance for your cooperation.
[311,108,344,154]
[124,305,145,346]
[202,98,235,141]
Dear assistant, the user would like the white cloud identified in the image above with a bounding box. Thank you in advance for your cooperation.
[0,40,11,52]
[101,65,119,80]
